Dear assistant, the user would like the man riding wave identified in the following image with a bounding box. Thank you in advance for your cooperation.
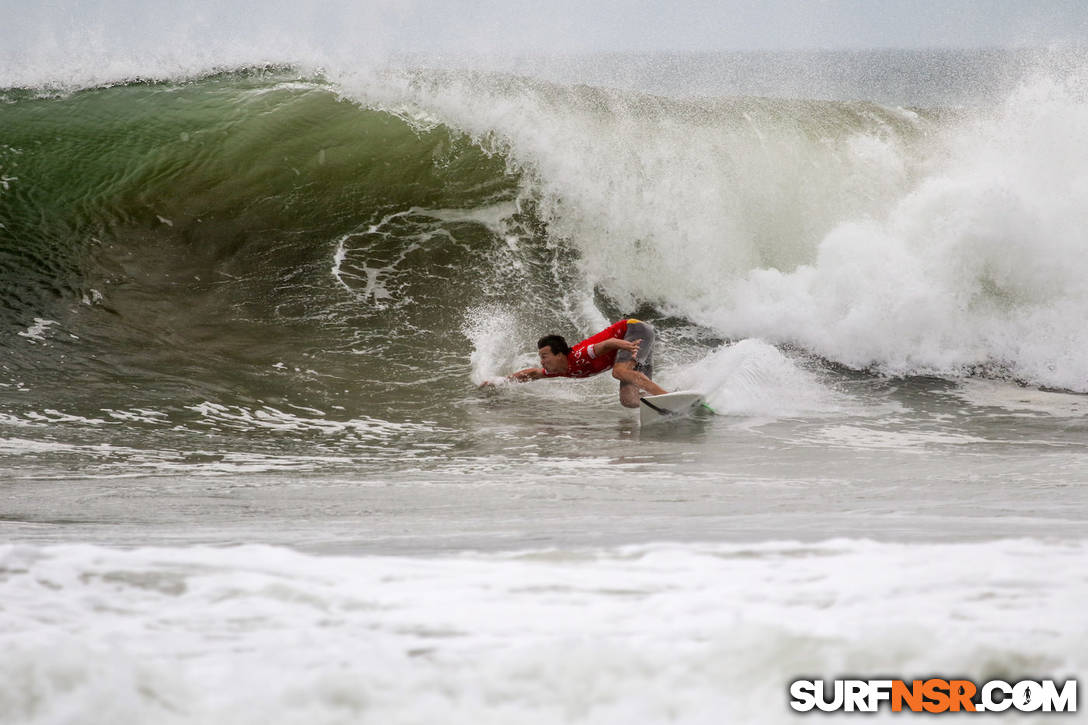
[486,319,668,408]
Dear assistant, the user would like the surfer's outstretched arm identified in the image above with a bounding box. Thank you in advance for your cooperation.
[479,367,544,387]
[508,367,545,382]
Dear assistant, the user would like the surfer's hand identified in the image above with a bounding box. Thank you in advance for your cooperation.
[617,339,640,353]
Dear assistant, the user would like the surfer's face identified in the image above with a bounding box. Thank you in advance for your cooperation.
[538,345,567,374]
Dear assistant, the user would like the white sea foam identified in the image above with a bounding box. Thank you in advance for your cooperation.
[17,318,58,343]
[416,202,518,234]
[1,540,1084,724]
[701,75,1088,390]
[186,402,431,439]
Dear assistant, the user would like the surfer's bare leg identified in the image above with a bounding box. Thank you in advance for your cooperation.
[618,381,642,408]
[613,360,667,407]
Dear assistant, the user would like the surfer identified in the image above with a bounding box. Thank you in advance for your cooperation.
[485,319,668,408]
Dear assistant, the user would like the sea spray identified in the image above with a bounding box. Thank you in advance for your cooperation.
[463,305,524,386]
[671,339,849,419]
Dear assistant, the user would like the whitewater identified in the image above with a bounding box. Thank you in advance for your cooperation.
[2,3,1088,723]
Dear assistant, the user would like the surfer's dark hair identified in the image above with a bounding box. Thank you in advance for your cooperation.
[537,334,570,355]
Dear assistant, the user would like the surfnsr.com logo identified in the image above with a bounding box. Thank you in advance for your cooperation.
[789,679,1077,713]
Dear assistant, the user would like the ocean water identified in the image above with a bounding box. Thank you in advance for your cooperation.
[2,21,1087,724]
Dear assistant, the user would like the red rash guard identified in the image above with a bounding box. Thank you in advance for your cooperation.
[542,319,631,379]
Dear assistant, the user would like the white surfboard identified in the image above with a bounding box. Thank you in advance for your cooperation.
[639,390,708,426]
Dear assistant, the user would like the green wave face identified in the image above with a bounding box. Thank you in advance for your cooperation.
[0,72,541,416]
